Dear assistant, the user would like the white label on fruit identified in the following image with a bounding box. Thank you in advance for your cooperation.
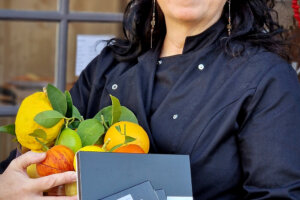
[117,194,134,200]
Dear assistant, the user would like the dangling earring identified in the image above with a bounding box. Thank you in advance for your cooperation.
[227,0,232,36]
[150,0,156,48]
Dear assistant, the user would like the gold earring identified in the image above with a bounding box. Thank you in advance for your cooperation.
[227,0,232,36]
[150,0,156,48]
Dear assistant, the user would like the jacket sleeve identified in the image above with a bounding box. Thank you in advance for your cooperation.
[238,63,300,199]
[0,149,17,174]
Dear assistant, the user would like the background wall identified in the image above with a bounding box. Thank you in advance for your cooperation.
[0,0,125,161]
[275,0,300,66]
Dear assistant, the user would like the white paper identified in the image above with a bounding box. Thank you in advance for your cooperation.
[75,34,114,76]
[117,194,134,200]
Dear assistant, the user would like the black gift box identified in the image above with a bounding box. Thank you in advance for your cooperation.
[76,152,193,200]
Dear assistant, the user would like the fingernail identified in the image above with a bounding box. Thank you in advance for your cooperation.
[37,152,46,157]
[70,172,77,181]
[30,151,46,157]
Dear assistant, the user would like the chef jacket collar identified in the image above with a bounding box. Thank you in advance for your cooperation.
[137,18,226,63]
[182,18,227,54]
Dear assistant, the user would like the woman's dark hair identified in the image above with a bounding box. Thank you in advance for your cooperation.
[107,0,289,61]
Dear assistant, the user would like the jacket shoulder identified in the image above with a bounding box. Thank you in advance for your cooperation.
[231,47,296,89]
[82,46,116,76]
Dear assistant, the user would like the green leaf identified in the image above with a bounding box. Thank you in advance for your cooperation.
[94,106,138,126]
[65,91,73,118]
[94,106,111,126]
[94,134,105,146]
[119,106,138,124]
[72,106,83,121]
[77,119,105,146]
[29,129,47,140]
[109,143,123,152]
[0,124,15,136]
[34,110,65,128]
[46,84,67,116]
[125,136,136,144]
[68,120,80,130]
[115,125,121,134]
[110,95,121,125]
[35,137,49,151]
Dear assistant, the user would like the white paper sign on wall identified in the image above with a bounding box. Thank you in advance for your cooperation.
[75,34,114,76]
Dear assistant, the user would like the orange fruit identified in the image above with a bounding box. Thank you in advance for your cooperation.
[104,121,150,153]
[113,144,145,154]
[36,145,74,177]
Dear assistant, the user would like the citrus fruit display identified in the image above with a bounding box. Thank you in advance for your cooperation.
[0,84,152,198]
[113,144,145,154]
[73,145,106,171]
[56,128,82,153]
[36,145,75,177]
[15,92,64,151]
[104,121,150,153]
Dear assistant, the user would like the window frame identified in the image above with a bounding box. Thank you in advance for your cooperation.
[0,0,123,116]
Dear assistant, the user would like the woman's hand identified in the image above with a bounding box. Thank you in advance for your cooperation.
[0,151,77,200]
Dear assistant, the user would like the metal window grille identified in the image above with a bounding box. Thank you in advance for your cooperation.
[0,0,123,117]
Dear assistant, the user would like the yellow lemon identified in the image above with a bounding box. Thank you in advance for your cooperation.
[26,164,40,178]
[65,182,77,196]
[73,145,105,171]
[104,121,150,153]
[15,92,64,151]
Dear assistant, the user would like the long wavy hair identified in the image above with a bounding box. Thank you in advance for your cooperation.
[107,0,288,61]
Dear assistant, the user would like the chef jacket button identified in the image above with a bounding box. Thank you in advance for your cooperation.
[173,114,178,119]
[112,84,118,90]
[158,60,162,65]
[198,64,205,71]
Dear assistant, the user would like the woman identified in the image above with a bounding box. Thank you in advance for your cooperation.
[1,0,300,199]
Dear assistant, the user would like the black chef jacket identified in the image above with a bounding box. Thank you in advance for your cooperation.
[1,20,300,199]
[69,20,300,199]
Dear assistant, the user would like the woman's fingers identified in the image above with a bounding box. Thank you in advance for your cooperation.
[13,151,46,170]
[33,171,77,191]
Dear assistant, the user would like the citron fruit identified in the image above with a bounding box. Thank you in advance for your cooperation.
[104,121,150,153]
[65,182,77,196]
[26,164,40,178]
[73,145,105,171]
[15,92,64,151]
[113,144,145,154]
[56,128,82,153]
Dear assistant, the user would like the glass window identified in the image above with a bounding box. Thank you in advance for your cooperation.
[70,0,125,13]
[0,21,57,106]
[0,0,58,11]
[66,22,123,89]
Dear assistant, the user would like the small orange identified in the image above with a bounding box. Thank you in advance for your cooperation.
[104,121,150,153]
[113,144,145,154]
[36,145,74,177]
